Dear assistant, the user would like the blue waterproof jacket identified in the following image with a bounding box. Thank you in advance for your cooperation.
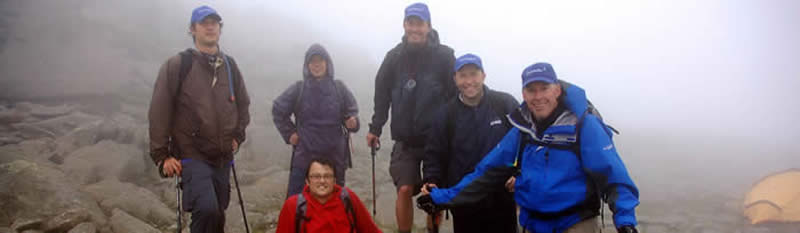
[430,82,639,233]
[272,44,359,170]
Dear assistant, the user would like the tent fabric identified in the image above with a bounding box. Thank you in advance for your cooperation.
[743,169,800,224]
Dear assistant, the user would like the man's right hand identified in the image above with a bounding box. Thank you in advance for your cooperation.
[366,132,380,148]
[420,183,437,195]
[161,157,182,177]
[289,132,299,146]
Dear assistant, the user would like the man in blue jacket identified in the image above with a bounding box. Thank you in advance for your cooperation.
[366,3,456,233]
[421,54,519,233]
[420,62,640,233]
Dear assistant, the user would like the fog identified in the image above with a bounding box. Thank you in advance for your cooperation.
[1,0,799,231]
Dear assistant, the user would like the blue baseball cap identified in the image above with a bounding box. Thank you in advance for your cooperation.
[190,5,222,24]
[521,62,558,87]
[404,3,431,23]
[454,53,483,72]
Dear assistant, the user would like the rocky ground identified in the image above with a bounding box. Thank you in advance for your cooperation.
[1,100,798,233]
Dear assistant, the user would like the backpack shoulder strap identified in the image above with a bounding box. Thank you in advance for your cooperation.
[340,187,357,233]
[295,194,309,233]
[177,49,193,96]
[293,80,305,125]
[333,80,347,117]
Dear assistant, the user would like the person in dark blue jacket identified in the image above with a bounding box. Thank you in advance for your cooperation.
[366,3,456,233]
[272,44,360,198]
[420,62,640,233]
[421,53,519,233]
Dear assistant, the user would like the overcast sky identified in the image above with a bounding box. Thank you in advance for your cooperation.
[197,0,800,147]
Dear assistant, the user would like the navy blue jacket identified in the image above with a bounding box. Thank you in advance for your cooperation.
[422,86,518,187]
[272,44,359,169]
[369,30,456,146]
[430,82,639,233]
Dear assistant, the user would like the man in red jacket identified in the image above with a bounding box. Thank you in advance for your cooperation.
[276,158,382,233]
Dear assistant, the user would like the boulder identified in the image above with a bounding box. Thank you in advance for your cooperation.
[81,179,174,228]
[12,112,102,139]
[108,209,160,233]
[15,102,75,118]
[67,222,97,233]
[61,140,151,185]
[0,160,106,231]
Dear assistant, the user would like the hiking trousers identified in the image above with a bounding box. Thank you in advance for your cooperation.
[182,159,231,233]
[521,217,600,233]
[451,191,518,233]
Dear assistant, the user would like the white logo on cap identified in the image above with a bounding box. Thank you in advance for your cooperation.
[407,7,426,12]
[525,67,547,77]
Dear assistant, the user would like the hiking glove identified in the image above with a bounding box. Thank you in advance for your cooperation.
[617,226,638,233]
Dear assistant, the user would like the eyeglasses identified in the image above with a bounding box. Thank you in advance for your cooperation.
[308,174,335,181]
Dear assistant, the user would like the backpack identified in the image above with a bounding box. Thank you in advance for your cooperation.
[167,49,238,157]
[295,188,357,233]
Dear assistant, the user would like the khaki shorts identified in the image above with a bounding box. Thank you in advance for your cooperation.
[388,141,424,195]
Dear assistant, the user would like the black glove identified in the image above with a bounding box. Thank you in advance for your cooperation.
[617,226,638,233]
[416,195,444,215]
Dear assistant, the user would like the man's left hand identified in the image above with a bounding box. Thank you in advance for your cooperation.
[345,116,357,130]
[232,139,239,154]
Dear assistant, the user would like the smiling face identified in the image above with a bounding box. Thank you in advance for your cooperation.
[305,161,335,200]
[403,16,430,46]
[307,54,328,79]
[454,64,485,100]
[522,82,562,121]
[190,16,221,47]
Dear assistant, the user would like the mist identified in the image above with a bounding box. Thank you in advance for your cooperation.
[1,0,798,232]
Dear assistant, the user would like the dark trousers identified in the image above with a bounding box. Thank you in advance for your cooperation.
[181,159,231,233]
[451,191,518,233]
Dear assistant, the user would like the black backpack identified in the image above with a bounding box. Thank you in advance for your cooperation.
[294,187,357,233]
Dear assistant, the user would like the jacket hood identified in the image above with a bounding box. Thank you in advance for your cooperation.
[303,43,335,80]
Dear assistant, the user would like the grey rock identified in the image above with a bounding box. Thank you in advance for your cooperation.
[0,134,23,146]
[108,209,160,233]
[67,222,97,233]
[15,102,75,118]
[0,160,106,230]
[0,108,28,125]
[12,112,102,139]
[61,140,149,185]
[41,208,91,232]
[81,179,174,228]
[10,217,42,232]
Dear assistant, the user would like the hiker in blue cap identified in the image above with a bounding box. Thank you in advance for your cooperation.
[272,43,360,198]
[419,63,640,233]
[421,53,519,233]
[366,2,456,233]
[148,5,251,233]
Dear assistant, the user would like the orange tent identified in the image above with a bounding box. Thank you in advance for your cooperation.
[743,169,800,224]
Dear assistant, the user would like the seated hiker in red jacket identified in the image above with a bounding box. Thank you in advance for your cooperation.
[276,158,382,233]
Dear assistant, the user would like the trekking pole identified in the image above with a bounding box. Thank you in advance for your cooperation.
[175,176,182,233]
[370,143,380,219]
[231,162,251,233]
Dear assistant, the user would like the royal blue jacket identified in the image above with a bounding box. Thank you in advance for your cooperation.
[429,82,639,233]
